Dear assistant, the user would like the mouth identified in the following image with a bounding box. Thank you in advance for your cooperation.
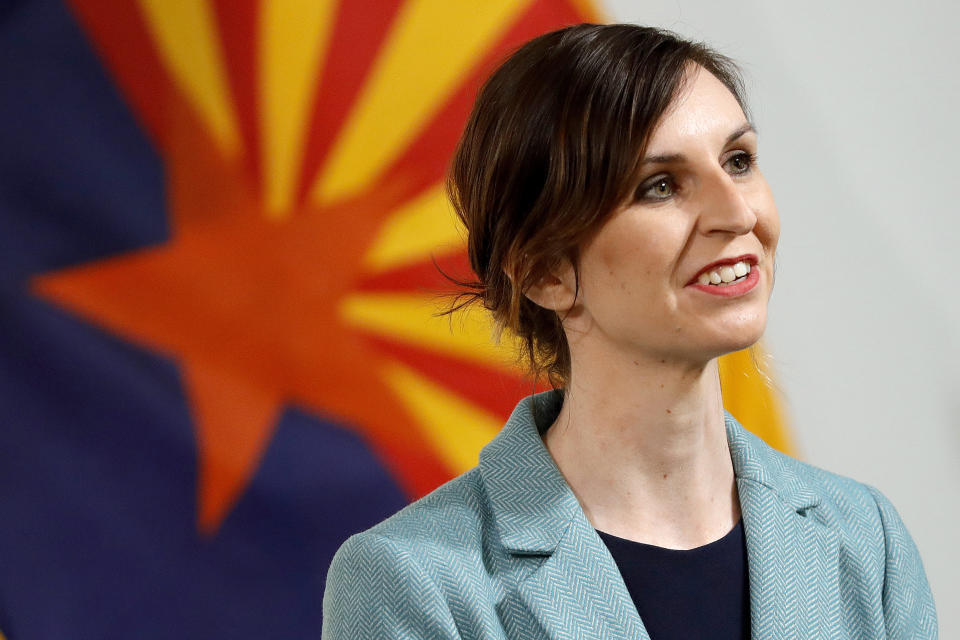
[686,254,758,287]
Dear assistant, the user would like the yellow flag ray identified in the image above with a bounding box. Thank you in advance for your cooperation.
[719,341,794,454]
[137,0,240,157]
[259,0,338,218]
[310,0,534,205]
[363,184,467,272]
[340,293,518,372]
[381,361,501,474]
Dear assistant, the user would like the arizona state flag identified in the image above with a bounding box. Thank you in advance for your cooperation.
[0,0,790,637]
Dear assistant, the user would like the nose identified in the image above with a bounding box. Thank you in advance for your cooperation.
[696,169,757,236]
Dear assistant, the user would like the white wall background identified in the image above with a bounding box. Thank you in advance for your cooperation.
[603,0,959,635]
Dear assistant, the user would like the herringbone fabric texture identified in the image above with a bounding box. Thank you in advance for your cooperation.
[322,391,937,639]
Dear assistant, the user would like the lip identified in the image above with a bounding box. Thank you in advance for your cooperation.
[688,264,759,297]
[686,254,758,286]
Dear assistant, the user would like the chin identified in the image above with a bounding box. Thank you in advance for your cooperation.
[669,329,765,368]
[706,318,767,360]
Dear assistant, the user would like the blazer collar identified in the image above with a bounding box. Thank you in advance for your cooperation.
[724,411,821,513]
[479,390,840,638]
[478,390,579,554]
[478,389,822,553]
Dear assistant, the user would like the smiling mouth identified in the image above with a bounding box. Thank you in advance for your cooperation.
[688,264,760,297]
[705,273,749,287]
[693,260,753,287]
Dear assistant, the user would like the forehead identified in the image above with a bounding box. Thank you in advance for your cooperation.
[646,66,748,149]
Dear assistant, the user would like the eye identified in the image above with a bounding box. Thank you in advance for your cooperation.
[636,175,676,201]
[725,151,757,176]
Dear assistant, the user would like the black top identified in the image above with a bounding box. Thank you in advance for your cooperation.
[596,519,750,640]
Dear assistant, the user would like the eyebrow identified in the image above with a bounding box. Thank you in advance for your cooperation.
[640,122,757,165]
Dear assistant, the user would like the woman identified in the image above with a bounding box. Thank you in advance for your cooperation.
[322,24,937,639]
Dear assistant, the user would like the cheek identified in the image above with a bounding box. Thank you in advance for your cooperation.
[593,232,656,288]
[580,212,686,299]
[753,182,780,251]
[760,202,780,253]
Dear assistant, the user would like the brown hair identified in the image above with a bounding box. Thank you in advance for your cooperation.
[445,23,748,388]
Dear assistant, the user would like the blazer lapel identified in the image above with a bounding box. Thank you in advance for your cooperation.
[509,514,650,640]
[480,391,648,639]
[726,413,842,638]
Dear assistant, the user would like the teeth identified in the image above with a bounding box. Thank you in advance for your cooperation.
[697,261,751,286]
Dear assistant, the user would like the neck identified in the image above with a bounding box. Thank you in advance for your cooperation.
[543,342,740,549]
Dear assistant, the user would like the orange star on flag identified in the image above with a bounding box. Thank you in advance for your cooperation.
[34,0,595,535]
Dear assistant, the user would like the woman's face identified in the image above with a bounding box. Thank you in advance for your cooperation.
[568,65,780,366]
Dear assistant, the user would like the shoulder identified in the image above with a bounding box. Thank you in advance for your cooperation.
[782,450,883,520]
[322,469,494,638]
[749,440,938,636]
[758,438,900,547]
[324,467,494,593]
[732,420,898,540]
[347,466,490,556]
[732,419,913,576]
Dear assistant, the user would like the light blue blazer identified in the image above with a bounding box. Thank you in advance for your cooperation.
[322,391,938,638]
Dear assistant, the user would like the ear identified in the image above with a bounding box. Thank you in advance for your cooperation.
[519,258,579,313]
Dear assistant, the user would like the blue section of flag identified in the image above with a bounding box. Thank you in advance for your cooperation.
[0,0,167,287]
[0,0,409,637]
